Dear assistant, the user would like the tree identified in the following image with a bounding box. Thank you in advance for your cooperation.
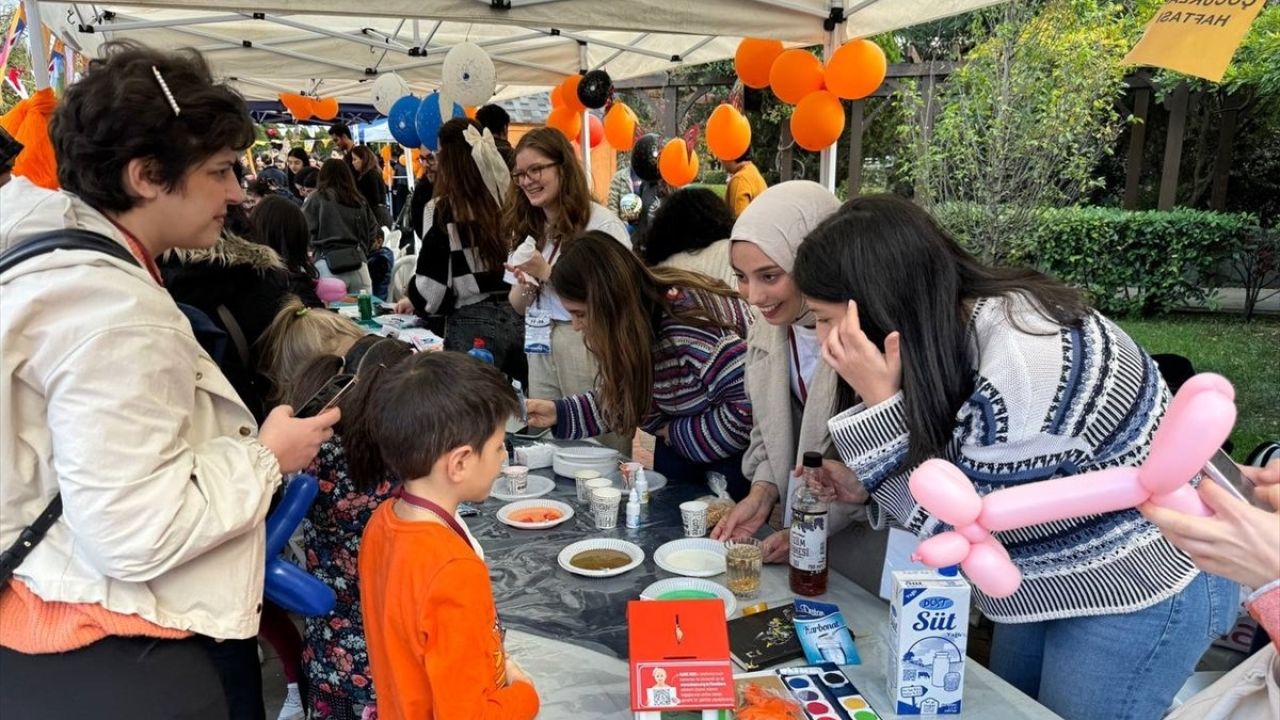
[898,0,1133,262]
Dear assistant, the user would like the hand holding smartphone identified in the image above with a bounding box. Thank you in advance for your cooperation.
[295,374,357,419]
[1202,448,1266,509]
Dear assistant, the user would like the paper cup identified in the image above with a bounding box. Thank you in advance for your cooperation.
[503,465,529,495]
[591,487,623,529]
[584,477,612,505]
[574,470,602,503]
[679,500,709,538]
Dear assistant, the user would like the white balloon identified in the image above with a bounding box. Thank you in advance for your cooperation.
[371,74,412,115]
[441,42,497,108]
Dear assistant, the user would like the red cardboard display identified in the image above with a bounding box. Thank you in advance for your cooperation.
[627,599,736,712]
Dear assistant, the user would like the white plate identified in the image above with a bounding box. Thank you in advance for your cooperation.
[496,499,575,530]
[557,538,646,578]
[612,469,668,494]
[553,446,620,478]
[489,473,556,502]
[640,578,737,617]
[654,538,726,577]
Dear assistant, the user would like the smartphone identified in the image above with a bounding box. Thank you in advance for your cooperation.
[295,373,357,418]
[1202,448,1265,508]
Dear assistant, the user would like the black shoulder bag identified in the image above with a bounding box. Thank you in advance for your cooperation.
[0,229,140,583]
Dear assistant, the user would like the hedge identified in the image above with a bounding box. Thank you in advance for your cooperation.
[935,205,1261,317]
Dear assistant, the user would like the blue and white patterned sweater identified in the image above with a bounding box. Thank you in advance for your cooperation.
[829,294,1198,623]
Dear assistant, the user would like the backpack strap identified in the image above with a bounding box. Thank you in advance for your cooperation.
[215,304,251,369]
[0,229,138,585]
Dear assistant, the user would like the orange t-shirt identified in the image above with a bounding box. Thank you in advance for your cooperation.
[359,502,539,720]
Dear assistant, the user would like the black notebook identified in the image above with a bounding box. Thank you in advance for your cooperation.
[727,605,804,670]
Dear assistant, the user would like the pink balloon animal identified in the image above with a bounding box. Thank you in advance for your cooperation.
[908,373,1236,598]
[315,277,348,304]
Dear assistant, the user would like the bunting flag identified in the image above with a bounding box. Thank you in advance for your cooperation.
[0,6,27,78]
[5,66,27,99]
[47,38,64,94]
[1123,0,1267,82]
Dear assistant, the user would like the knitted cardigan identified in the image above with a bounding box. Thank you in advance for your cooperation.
[553,289,753,464]
[829,294,1198,623]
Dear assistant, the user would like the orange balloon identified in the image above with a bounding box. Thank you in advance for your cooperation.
[562,75,587,114]
[603,103,638,151]
[825,39,888,100]
[312,96,339,121]
[279,93,314,119]
[465,106,477,118]
[791,90,845,151]
[550,84,566,108]
[546,106,582,140]
[706,104,751,162]
[770,49,825,105]
[734,38,785,89]
[659,138,699,187]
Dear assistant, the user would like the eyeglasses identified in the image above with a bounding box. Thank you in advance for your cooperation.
[511,161,559,186]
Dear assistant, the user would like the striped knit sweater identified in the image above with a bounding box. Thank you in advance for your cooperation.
[553,289,753,464]
[829,293,1198,623]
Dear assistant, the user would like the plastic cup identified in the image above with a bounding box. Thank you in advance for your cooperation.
[620,461,643,489]
[503,465,529,495]
[574,470,602,503]
[679,500,709,538]
[591,487,623,529]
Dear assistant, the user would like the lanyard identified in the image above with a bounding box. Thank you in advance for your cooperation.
[788,326,808,405]
[106,220,165,286]
[530,241,561,308]
[394,487,476,553]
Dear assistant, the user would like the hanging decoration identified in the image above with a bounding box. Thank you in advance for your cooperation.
[631,133,663,183]
[734,38,785,89]
[659,138,699,187]
[312,97,339,121]
[388,95,423,148]
[416,91,464,152]
[576,69,613,110]
[769,49,825,105]
[279,92,315,120]
[586,113,605,148]
[546,105,583,140]
[560,75,588,114]
[824,39,887,101]
[441,42,497,109]
[790,90,845,151]
[370,73,411,115]
[705,104,751,162]
[603,102,639,151]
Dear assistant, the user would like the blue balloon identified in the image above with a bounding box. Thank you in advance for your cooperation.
[415,91,465,152]
[263,474,335,616]
[388,95,422,148]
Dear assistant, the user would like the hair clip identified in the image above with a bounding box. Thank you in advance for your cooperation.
[152,66,181,117]
[295,307,310,317]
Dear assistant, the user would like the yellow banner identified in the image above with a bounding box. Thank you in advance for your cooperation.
[1123,0,1266,82]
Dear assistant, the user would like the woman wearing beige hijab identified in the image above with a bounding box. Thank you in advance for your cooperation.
[711,182,884,586]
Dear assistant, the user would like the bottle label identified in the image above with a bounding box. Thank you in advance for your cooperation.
[790,510,827,572]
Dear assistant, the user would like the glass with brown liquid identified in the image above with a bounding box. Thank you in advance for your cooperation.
[725,537,763,600]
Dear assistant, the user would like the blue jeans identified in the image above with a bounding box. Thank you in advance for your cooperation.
[989,571,1238,720]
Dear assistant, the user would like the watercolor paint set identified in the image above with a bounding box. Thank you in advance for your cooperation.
[776,664,882,720]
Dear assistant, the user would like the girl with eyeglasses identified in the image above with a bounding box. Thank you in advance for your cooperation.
[502,128,631,453]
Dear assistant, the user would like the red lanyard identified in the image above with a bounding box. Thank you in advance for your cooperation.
[395,487,475,552]
[788,326,808,404]
[107,220,165,286]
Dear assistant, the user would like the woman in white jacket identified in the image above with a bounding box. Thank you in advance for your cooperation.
[0,42,337,719]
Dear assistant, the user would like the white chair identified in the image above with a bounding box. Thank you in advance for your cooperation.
[391,254,417,302]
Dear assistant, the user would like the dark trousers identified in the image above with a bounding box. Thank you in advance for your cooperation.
[444,299,528,389]
[202,636,266,720]
[653,441,750,501]
[0,635,227,719]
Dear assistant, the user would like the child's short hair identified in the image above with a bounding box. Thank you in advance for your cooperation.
[372,352,518,482]
[49,41,254,213]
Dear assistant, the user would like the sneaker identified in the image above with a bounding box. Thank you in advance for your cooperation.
[276,682,305,720]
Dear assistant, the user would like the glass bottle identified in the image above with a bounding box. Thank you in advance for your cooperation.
[790,451,829,596]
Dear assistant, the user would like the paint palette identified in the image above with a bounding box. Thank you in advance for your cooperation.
[778,664,882,720]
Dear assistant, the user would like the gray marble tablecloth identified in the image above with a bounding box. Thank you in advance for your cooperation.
[477,446,1062,719]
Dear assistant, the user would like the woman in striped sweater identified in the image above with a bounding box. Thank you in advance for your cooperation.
[793,195,1237,720]
[524,231,754,499]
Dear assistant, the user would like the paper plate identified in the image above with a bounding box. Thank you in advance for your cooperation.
[557,538,645,578]
[640,578,737,617]
[612,469,668,493]
[489,473,556,502]
[552,446,620,478]
[496,499,575,530]
[654,538,726,578]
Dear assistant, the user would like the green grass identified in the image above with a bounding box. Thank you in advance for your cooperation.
[691,183,726,198]
[1118,313,1280,462]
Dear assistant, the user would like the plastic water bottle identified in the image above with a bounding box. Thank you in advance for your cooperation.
[357,289,374,323]
[467,338,494,364]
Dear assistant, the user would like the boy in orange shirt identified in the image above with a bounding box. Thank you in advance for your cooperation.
[359,352,539,720]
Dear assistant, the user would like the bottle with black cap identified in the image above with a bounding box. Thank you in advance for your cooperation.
[790,451,829,596]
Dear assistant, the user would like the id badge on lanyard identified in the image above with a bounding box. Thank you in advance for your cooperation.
[524,306,552,354]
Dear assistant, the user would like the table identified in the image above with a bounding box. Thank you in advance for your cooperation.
[472,447,1062,719]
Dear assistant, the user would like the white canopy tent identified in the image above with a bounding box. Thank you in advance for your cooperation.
[24,0,1006,188]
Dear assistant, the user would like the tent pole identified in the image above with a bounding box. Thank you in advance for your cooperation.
[23,0,51,89]
[819,25,839,193]
[578,43,592,193]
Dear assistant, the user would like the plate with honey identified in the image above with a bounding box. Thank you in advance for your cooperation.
[557,538,645,578]
[496,499,575,530]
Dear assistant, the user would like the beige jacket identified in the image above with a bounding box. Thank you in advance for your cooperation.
[741,319,863,533]
[0,179,281,640]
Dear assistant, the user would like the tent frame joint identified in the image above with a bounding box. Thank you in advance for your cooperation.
[491,0,512,10]
[824,7,846,31]
[251,12,265,21]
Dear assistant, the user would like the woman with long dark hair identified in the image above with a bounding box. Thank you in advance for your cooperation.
[636,186,737,287]
[395,118,526,383]
[503,127,630,451]
[285,147,311,198]
[303,159,376,294]
[524,232,754,498]
[350,145,391,227]
[793,194,1237,720]
[252,195,322,307]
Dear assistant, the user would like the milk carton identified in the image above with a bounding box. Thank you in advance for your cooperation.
[887,568,969,715]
